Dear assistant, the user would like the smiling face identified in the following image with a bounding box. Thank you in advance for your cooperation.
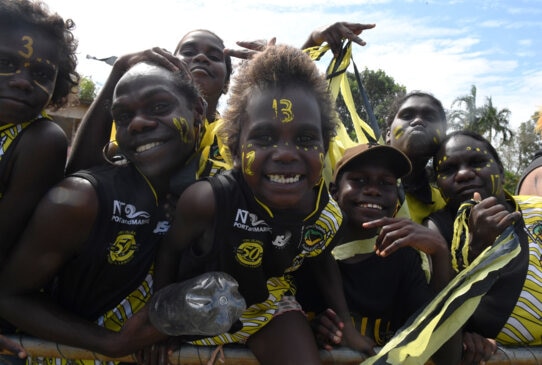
[175,30,228,107]
[112,63,198,184]
[0,23,59,124]
[236,86,325,212]
[332,161,398,236]
[434,134,505,209]
[387,95,446,162]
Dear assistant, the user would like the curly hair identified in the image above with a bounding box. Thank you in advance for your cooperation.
[386,90,446,128]
[220,44,338,158]
[0,0,79,109]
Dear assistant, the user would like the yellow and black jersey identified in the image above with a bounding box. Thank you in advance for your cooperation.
[50,164,169,321]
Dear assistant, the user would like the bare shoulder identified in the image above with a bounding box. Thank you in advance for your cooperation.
[518,166,542,196]
[19,120,68,150]
[40,176,99,220]
[179,180,215,214]
[176,180,215,231]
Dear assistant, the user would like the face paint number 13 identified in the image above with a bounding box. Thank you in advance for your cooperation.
[272,98,293,123]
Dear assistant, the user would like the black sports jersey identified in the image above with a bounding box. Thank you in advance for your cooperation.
[177,169,342,307]
[49,164,170,321]
[425,208,455,247]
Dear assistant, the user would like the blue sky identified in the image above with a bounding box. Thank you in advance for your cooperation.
[46,0,542,130]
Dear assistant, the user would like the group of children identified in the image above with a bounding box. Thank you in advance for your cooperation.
[0,1,541,365]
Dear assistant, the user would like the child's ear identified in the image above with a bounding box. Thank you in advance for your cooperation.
[329,182,338,200]
[385,128,391,144]
[232,149,242,169]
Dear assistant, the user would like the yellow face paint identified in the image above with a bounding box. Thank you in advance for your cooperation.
[393,126,404,140]
[172,117,191,143]
[18,35,34,59]
[33,81,52,96]
[490,174,502,195]
[242,150,255,176]
[319,152,325,168]
[272,98,294,123]
[0,38,57,98]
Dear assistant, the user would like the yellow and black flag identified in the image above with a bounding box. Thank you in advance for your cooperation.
[363,218,521,364]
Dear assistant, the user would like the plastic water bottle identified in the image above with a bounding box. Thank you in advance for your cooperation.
[149,271,246,336]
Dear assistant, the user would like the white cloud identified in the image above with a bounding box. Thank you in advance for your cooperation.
[46,0,540,130]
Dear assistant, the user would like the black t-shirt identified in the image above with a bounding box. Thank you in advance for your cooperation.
[295,246,433,345]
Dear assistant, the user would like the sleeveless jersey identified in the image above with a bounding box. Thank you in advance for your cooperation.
[49,164,170,321]
[182,169,343,344]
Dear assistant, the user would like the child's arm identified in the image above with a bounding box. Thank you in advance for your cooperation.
[154,180,216,289]
[0,122,67,263]
[0,177,138,356]
[306,251,376,356]
[66,48,187,173]
[300,22,376,54]
[364,217,453,292]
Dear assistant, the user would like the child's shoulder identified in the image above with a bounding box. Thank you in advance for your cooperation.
[16,119,68,151]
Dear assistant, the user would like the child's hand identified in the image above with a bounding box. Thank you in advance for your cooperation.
[113,48,185,76]
[225,38,276,60]
[341,319,376,357]
[311,308,344,350]
[363,217,448,258]
[468,192,521,256]
[0,334,26,359]
[306,22,376,56]
[460,332,497,365]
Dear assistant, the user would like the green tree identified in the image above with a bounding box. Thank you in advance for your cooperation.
[78,76,96,103]
[499,110,542,176]
[335,68,406,139]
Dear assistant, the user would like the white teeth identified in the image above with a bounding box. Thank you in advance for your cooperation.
[267,174,301,184]
[136,142,162,153]
[359,203,383,210]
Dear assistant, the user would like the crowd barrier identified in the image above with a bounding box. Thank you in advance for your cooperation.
[1,336,542,364]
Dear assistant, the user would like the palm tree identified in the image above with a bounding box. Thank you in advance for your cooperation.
[448,85,513,144]
[478,96,513,143]
[449,85,482,132]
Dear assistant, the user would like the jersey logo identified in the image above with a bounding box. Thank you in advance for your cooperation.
[235,240,264,268]
[153,220,170,234]
[111,200,151,225]
[301,225,326,252]
[233,209,270,232]
[108,231,138,264]
[272,231,292,248]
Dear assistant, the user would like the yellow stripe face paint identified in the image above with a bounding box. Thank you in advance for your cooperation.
[172,117,191,143]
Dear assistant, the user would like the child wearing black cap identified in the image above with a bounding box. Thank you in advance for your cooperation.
[295,143,459,364]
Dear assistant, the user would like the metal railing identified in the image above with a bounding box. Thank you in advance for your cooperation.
[1,336,542,364]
